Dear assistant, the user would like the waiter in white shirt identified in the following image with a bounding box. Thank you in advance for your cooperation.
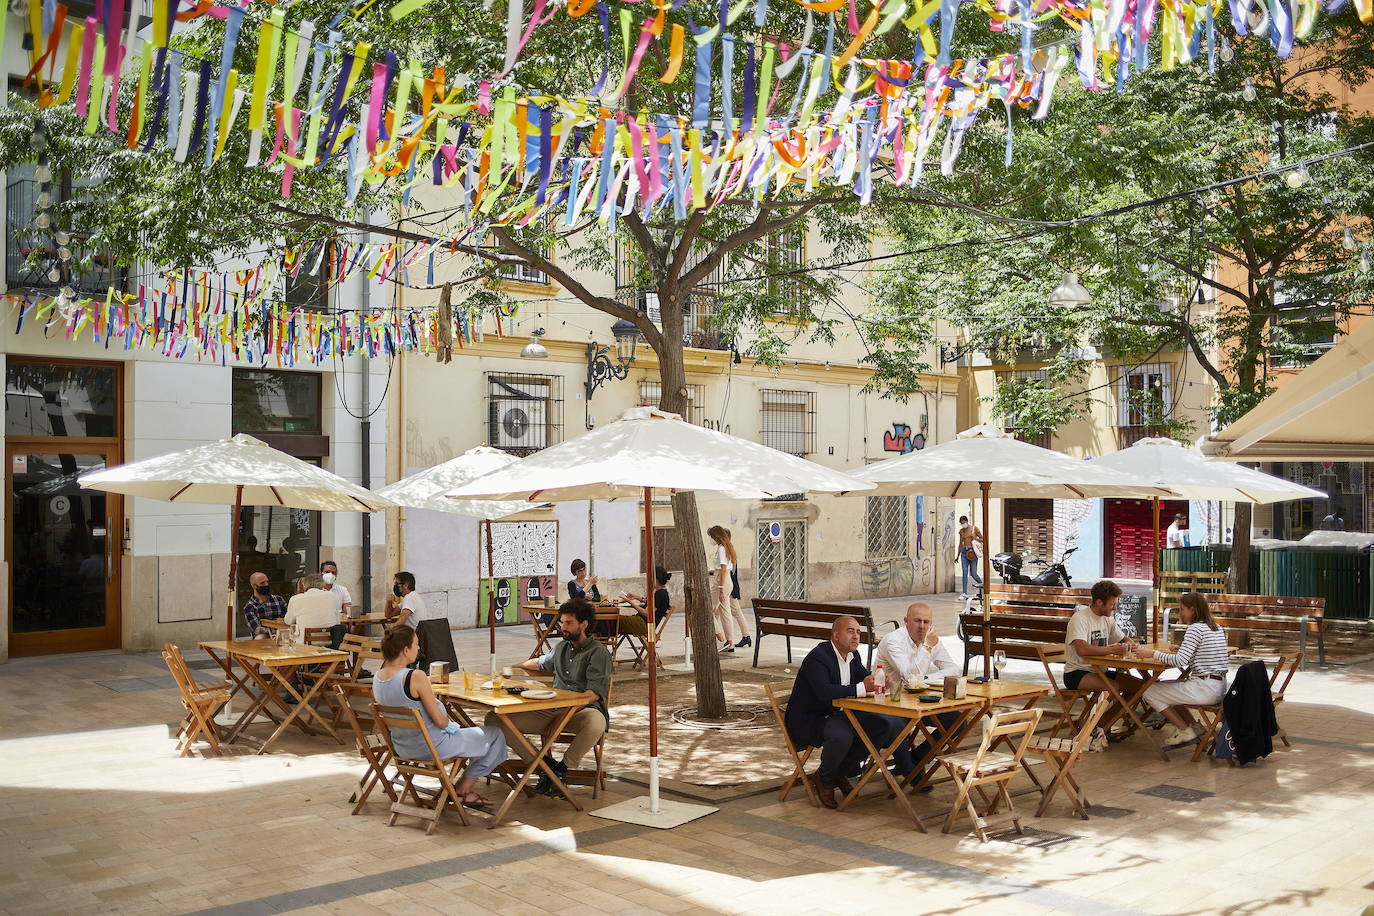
[1165,514,1189,550]
[319,560,354,617]
[874,602,962,781]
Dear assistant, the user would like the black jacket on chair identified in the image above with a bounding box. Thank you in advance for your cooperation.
[1222,659,1277,765]
[784,640,871,749]
[416,618,459,672]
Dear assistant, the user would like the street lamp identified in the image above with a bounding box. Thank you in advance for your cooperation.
[519,328,548,359]
[1048,271,1092,309]
[586,319,639,415]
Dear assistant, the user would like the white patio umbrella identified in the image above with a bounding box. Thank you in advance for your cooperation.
[81,433,395,642]
[847,426,1175,674]
[446,407,873,826]
[1091,437,1326,640]
[377,445,536,671]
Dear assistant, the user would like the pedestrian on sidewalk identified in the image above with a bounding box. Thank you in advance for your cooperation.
[708,526,751,653]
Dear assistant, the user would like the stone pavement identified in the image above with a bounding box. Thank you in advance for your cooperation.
[3,593,1374,915]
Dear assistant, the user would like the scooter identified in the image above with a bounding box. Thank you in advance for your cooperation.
[991,546,1077,587]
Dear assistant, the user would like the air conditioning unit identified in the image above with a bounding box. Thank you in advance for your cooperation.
[489,377,550,452]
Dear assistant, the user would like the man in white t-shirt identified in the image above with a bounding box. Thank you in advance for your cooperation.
[1165,514,1189,549]
[874,602,961,779]
[284,573,344,642]
[319,560,354,617]
[1063,579,1143,732]
[388,570,429,629]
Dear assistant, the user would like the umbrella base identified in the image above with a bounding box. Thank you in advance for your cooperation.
[590,796,717,829]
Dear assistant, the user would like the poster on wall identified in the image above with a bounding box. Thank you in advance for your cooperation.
[479,520,559,626]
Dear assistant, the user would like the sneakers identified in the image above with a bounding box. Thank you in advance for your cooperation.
[535,758,569,798]
[736,636,751,648]
[1086,728,1109,753]
[719,642,735,654]
[1161,724,1200,749]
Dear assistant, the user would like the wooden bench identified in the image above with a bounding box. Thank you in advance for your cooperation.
[1168,594,1325,667]
[1160,570,1227,607]
[958,584,1094,675]
[751,599,876,667]
[958,609,1074,675]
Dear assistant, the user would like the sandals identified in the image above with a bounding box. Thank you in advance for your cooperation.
[460,791,492,810]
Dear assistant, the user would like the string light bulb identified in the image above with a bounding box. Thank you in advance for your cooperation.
[34,163,52,183]
[1241,78,1258,102]
[1343,228,1357,251]
[1285,165,1310,189]
[1218,39,1235,62]
[1361,246,1370,275]
[54,230,71,245]
[36,191,52,209]
[34,212,50,229]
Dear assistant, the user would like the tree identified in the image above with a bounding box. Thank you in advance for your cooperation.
[871,13,1374,590]
[0,0,945,716]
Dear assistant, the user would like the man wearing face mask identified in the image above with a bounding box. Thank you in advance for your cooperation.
[319,560,354,617]
[388,571,429,629]
[242,571,287,638]
[958,515,984,599]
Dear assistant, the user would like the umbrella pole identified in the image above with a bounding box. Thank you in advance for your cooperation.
[226,485,243,644]
[644,487,660,814]
[486,518,497,674]
[980,482,992,680]
[1152,496,1161,645]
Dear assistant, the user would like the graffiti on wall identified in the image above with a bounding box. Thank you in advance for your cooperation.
[883,415,929,454]
[861,557,916,598]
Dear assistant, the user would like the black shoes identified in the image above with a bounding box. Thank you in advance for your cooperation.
[535,758,569,799]
[736,636,751,648]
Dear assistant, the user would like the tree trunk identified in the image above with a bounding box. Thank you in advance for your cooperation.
[1228,501,1253,595]
[656,339,728,719]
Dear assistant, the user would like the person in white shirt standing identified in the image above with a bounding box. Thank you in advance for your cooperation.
[319,560,354,618]
[387,570,428,629]
[1165,514,1189,550]
[284,573,344,643]
[874,603,962,781]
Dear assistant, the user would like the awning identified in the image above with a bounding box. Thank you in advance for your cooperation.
[1200,318,1374,461]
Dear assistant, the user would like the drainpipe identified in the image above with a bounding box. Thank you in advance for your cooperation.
[359,235,373,615]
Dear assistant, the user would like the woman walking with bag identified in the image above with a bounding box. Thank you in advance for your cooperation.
[708,526,751,653]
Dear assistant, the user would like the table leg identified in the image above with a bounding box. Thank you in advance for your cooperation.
[904,706,981,794]
[1098,667,1169,762]
[255,661,346,753]
[486,705,586,829]
[220,660,284,744]
[835,709,927,831]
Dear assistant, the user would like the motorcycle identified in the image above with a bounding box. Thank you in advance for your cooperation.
[991,546,1077,587]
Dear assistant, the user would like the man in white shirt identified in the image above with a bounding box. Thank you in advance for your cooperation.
[284,573,344,643]
[1165,514,1189,550]
[319,560,354,617]
[874,603,962,780]
[1063,579,1143,733]
[388,570,429,629]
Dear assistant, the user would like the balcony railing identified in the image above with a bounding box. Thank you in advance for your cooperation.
[6,180,123,296]
[626,286,733,351]
[1116,425,1165,449]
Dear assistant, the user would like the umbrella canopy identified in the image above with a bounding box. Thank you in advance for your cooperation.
[847,425,1174,499]
[446,407,873,502]
[377,445,531,519]
[1091,437,1326,503]
[80,433,394,512]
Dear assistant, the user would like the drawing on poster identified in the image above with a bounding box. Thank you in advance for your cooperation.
[482,521,558,626]
[1114,593,1149,640]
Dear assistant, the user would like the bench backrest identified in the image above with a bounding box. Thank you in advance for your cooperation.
[1161,570,1227,601]
[1208,594,1325,619]
[960,611,1071,645]
[753,599,877,643]
[987,583,1091,616]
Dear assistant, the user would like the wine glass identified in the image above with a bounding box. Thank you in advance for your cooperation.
[993,649,1007,677]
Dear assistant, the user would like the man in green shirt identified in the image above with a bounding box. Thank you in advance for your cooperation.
[498,598,611,797]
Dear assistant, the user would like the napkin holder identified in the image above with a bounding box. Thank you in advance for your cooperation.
[429,661,450,681]
[943,676,967,700]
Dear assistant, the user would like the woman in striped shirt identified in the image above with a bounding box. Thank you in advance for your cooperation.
[1136,592,1230,750]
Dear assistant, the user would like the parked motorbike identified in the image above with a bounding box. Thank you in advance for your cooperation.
[991,547,1077,587]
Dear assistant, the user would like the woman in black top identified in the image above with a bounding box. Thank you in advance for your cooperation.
[567,558,601,602]
[622,566,671,637]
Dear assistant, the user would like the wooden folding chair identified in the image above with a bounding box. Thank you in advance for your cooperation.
[764,682,819,807]
[162,643,233,758]
[1035,645,1095,738]
[593,607,621,652]
[528,611,560,659]
[1269,652,1302,749]
[509,672,615,798]
[371,704,471,834]
[616,608,673,669]
[936,708,1042,842]
[334,683,398,815]
[1022,695,1109,819]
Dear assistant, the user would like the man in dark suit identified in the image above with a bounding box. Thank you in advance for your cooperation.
[784,616,888,809]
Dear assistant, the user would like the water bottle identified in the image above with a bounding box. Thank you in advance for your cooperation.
[873,665,886,700]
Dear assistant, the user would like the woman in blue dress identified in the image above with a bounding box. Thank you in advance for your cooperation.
[372,628,508,808]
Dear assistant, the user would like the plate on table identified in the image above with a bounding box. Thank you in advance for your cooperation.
[925,677,946,688]
[522,688,557,700]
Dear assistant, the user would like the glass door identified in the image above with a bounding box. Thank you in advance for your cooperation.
[7,446,122,655]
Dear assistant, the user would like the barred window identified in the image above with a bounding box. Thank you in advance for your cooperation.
[865,495,909,560]
[996,369,1052,449]
[486,373,563,456]
[766,227,806,317]
[639,380,706,425]
[760,389,816,456]
[1115,363,1172,427]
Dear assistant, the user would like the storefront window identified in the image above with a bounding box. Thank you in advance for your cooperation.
[232,369,321,433]
[1271,462,1369,537]
[5,362,118,438]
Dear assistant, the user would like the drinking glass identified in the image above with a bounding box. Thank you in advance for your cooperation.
[993,649,1007,674]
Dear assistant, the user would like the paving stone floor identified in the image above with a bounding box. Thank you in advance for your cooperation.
[3,592,1374,915]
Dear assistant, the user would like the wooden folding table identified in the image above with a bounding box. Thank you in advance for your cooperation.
[832,692,983,831]
[198,639,349,754]
[436,679,593,828]
[1083,647,1172,761]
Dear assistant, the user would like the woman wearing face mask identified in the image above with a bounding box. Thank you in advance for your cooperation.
[319,560,354,617]
[388,571,429,629]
